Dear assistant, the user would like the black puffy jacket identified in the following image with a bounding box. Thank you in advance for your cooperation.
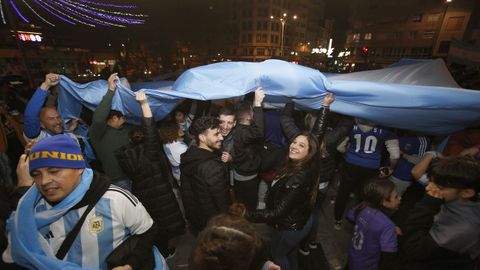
[180,146,231,234]
[247,168,315,230]
[115,118,185,240]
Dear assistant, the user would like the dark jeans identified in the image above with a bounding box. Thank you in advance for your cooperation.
[271,214,314,270]
[302,186,328,246]
[234,176,259,211]
[334,163,378,221]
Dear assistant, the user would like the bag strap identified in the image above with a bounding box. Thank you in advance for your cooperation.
[55,202,95,259]
[56,181,108,260]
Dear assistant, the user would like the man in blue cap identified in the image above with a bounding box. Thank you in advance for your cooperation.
[2,135,161,270]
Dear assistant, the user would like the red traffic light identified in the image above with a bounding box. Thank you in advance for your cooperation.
[362,46,369,54]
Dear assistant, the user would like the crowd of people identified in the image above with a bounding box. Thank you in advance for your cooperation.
[0,72,479,270]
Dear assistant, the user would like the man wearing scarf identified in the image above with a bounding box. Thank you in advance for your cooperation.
[2,135,162,270]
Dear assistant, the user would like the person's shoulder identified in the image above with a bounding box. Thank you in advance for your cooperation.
[368,208,395,228]
[104,185,140,207]
[285,169,313,188]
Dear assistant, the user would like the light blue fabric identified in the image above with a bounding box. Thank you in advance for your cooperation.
[6,167,168,270]
[57,59,480,135]
[7,168,94,270]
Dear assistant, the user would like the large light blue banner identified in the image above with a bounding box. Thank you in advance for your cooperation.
[58,59,480,135]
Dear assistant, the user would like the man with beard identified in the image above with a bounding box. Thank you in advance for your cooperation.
[180,116,231,234]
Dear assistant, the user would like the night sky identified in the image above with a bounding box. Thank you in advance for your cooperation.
[1,0,432,51]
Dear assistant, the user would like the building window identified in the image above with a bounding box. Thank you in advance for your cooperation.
[423,31,435,39]
[446,16,465,31]
[412,15,422,22]
[364,33,372,40]
[408,31,417,40]
[257,48,265,55]
[248,48,254,56]
[426,13,440,23]
[377,33,387,40]
[392,32,402,40]
[256,34,267,43]
[248,34,253,42]
[353,33,360,43]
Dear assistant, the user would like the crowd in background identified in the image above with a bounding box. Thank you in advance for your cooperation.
[0,72,479,270]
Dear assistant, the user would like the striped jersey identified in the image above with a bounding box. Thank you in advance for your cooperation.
[3,185,154,269]
[392,136,431,181]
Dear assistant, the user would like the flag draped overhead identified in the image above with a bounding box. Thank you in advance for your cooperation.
[58,59,480,135]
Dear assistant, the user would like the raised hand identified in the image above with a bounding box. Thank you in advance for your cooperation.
[254,86,265,107]
[135,91,148,104]
[323,93,335,107]
[40,73,60,91]
[16,154,34,188]
[108,73,119,91]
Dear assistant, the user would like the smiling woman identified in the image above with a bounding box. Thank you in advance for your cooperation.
[245,131,321,270]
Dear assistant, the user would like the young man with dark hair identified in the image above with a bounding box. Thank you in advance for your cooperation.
[231,87,265,211]
[401,156,480,270]
[218,105,237,164]
[180,116,231,234]
[89,73,132,190]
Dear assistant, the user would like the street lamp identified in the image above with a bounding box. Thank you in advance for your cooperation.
[270,13,298,57]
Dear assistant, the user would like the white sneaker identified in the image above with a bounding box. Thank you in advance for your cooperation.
[334,220,343,231]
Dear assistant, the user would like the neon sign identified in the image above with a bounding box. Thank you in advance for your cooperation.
[17,31,42,42]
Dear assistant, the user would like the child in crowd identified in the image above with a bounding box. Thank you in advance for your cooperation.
[401,157,480,270]
[347,179,401,270]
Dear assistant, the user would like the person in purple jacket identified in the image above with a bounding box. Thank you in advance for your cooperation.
[347,178,401,270]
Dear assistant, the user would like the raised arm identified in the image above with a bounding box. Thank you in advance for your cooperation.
[23,73,60,139]
[311,93,334,142]
[252,86,265,130]
[135,91,161,161]
[89,73,118,140]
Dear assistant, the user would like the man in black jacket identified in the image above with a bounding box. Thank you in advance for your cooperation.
[180,116,231,234]
[231,87,265,211]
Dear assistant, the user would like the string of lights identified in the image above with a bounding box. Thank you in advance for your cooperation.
[1,0,147,27]
[55,0,145,24]
[37,0,95,27]
[9,0,29,23]
[22,0,55,26]
[63,0,147,17]
[33,0,76,25]
[76,0,137,9]
[45,0,124,27]
[0,0,5,24]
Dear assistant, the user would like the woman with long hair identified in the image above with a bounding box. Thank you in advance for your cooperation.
[245,131,321,270]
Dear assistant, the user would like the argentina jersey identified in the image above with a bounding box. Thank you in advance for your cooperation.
[36,185,153,269]
[346,125,396,169]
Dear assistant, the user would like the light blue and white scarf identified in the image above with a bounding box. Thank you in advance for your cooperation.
[6,168,169,270]
[7,168,95,270]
